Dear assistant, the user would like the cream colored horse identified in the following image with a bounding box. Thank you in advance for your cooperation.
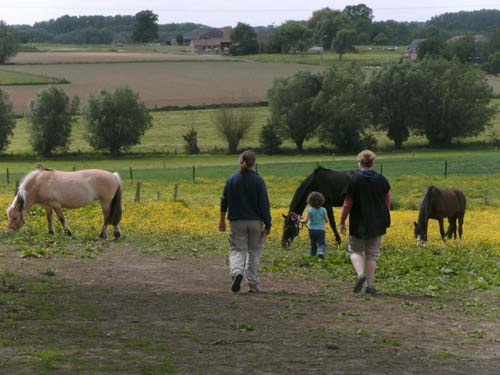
[7,165,122,239]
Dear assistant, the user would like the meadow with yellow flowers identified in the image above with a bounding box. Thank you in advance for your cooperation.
[1,153,499,296]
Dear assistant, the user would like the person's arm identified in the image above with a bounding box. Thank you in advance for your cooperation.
[385,191,391,210]
[339,195,353,235]
[219,180,229,232]
[258,178,272,235]
[300,211,310,223]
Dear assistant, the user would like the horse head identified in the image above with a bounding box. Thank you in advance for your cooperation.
[281,212,301,247]
[413,221,427,246]
[7,193,26,230]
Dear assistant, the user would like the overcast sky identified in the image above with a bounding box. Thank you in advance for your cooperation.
[1,0,500,26]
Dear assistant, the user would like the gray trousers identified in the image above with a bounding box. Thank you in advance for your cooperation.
[229,220,265,287]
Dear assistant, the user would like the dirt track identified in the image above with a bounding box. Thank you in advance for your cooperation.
[1,245,499,374]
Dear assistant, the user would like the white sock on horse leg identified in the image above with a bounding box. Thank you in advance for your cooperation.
[350,253,365,277]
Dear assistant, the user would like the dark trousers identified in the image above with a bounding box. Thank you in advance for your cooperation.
[308,229,326,256]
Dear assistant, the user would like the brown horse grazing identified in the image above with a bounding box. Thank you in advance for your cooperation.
[414,186,466,245]
[7,165,122,239]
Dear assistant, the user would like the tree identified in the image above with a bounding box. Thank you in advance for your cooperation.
[26,86,78,156]
[133,10,159,43]
[485,52,500,74]
[308,8,349,50]
[259,119,282,155]
[175,33,184,45]
[212,107,255,154]
[343,4,373,36]
[0,89,16,152]
[369,63,426,148]
[332,29,357,60]
[182,128,200,154]
[415,58,495,147]
[84,87,152,156]
[230,23,259,55]
[270,21,311,53]
[417,38,445,60]
[314,64,373,152]
[0,21,18,63]
[445,35,477,63]
[268,71,323,152]
[372,32,388,45]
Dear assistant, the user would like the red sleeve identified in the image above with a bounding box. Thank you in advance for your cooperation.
[340,195,353,225]
[385,191,391,210]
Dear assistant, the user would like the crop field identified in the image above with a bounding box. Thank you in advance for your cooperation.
[0,70,68,85]
[2,52,324,113]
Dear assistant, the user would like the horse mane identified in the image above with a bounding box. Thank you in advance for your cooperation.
[418,185,437,225]
[18,165,53,198]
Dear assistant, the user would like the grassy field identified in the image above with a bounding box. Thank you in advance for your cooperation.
[0,70,68,85]
[243,49,402,66]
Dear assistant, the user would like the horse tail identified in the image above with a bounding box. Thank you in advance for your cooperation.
[455,190,467,214]
[107,172,122,226]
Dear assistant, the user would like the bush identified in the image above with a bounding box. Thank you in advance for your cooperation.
[0,88,15,152]
[84,87,152,156]
[212,107,254,154]
[26,86,78,156]
[259,119,282,155]
[182,128,200,154]
[0,21,18,63]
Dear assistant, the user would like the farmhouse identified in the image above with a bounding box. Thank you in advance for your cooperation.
[188,27,232,54]
[405,39,425,61]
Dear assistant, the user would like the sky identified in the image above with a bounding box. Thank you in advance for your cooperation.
[1,0,500,27]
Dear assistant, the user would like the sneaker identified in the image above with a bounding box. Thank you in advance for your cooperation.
[318,253,325,260]
[231,273,243,293]
[353,275,366,293]
[365,285,377,295]
[248,285,260,293]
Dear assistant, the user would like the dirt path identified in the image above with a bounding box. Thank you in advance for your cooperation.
[1,244,499,374]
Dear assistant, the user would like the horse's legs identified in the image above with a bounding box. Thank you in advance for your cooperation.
[99,202,110,240]
[45,207,55,235]
[446,217,456,239]
[113,224,122,239]
[54,207,72,237]
[438,218,446,242]
[458,214,464,240]
[326,206,341,244]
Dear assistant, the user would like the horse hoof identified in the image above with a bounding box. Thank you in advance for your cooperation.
[99,232,107,240]
[114,231,121,239]
[65,229,72,237]
[48,230,55,235]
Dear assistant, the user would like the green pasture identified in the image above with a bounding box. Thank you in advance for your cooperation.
[243,49,402,66]
[21,43,191,55]
[4,99,500,155]
[2,150,500,208]
[0,70,68,85]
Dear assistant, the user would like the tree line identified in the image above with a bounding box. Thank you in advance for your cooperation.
[0,86,151,157]
[261,58,495,154]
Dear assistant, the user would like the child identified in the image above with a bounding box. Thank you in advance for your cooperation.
[300,191,329,259]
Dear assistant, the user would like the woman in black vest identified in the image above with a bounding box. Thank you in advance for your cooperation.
[339,150,391,295]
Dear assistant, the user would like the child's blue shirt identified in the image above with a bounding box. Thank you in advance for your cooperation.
[307,207,327,230]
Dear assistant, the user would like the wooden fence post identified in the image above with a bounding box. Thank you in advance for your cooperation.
[129,167,133,182]
[157,191,161,201]
[256,163,258,175]
[444,160,448,178]
[380,163,383,175]
[72,165,76,171]
[135,181,141,203]
[484,190,489,206]
[6,168,9,184]
[192,165,195,182]
[173,183,179,202]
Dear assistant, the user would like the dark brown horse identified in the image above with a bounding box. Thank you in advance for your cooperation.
[414,186,466,245]
[281,166,354,247]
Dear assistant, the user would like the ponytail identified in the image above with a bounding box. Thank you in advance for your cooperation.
[239,150,256,174]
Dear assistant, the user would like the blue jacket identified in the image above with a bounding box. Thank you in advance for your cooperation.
[220,170,272,229]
